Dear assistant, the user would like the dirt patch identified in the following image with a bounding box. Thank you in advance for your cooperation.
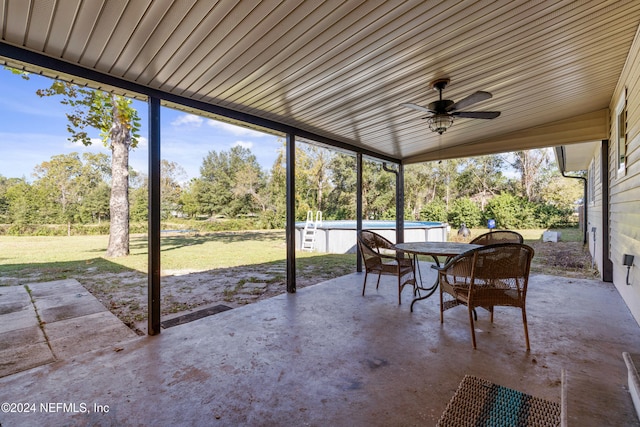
[51,261,350,334]
[528,240,598,279]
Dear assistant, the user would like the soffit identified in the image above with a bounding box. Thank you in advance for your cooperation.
[556,140,600,172]
[1,0,639,163]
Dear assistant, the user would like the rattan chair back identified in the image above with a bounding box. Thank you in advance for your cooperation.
[437,242,534,349]
[357,230,415,305]
[470,230,524,245]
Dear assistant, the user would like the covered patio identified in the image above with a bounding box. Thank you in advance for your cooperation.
[1,268,639,426]
[2,0,639,330]
[2,2,640,425]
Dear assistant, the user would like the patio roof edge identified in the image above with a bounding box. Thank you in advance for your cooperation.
[403,109,609,164]
[0,42,400,165]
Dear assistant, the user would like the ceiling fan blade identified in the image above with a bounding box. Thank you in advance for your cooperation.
[453,111,501,119]
[400,103,435,113]
[447,91,492,112]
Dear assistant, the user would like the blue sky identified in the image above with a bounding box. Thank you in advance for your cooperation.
[0,71,283,182]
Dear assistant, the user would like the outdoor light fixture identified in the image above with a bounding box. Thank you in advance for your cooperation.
[623,254,634,286]
[427,114,454,135]
[402,78,499,135]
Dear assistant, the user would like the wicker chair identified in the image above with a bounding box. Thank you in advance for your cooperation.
[470,230,524,245]
[357,230,415,305]
[434,243,535,349]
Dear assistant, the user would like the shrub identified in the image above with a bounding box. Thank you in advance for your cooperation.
[484,193,537,229]
[420,199,448,222]
[257,210,286,229]
[448,197,482,228]
[533,203,575,228]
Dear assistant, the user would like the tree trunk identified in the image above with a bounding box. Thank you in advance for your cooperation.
[106,102,131,257]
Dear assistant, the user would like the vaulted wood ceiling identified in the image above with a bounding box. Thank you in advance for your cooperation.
[2,0,640,164]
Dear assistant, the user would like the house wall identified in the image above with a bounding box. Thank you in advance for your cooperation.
[586,146,605,278]
[607,25,640,325]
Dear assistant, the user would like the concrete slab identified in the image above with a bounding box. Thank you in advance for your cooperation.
[45,311,138,359]
[0,285,32,305]
[27,279,89,298]
[30,280,107,324]
[0,342,55,378]
[0,280,139,379]
[0,286,38,334]
[0,325,46,351]
[0,305,40,334]
[0,273,639,426]
[0,285,52,378]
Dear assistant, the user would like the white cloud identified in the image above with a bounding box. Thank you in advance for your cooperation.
[61,136,148,151]
[171,114,204,127]
[233,140,253,149]
[206,119,266,137]
[135,136,148,149]
[63,137,106,151]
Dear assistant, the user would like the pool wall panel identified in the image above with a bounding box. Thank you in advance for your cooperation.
[295,221,448,254]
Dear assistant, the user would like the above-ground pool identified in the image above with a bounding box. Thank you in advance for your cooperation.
[294,220,448,254]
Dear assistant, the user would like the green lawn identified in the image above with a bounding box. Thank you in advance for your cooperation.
[0,228,593,329]
[0,227,586,276]
[0,230,355,283]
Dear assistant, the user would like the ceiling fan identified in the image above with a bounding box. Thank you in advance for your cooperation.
[400,79,501,134]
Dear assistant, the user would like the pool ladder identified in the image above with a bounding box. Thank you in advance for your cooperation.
[301,210,322,251]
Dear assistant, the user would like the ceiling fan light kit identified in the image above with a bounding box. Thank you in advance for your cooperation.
[401,78,501,135]
[428,114,454,134]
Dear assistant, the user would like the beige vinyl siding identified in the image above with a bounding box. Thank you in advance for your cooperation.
[587,149,604,277]
[609,24,640,325]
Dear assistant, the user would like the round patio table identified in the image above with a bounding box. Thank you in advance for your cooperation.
[394,242,481,312]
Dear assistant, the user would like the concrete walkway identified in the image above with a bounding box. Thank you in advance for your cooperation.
[0,279,139,378]
[1,272,640,426]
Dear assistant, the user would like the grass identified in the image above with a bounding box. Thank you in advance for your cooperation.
[0,230,347,278]
[0,227,595,331]
[0,227,592,283]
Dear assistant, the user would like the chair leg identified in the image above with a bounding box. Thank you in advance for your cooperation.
[489,306,494,323]
[375,273,382,289]
[469,306,477,349]
[397,273,402,305]
[522,306,530,351]
[362,271,368,296]
[439,287,444,324]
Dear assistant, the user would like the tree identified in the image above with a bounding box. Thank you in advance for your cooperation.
[178,178,207,218]
[161,160,187,218]
[197,145,266,217]
[35,81,140,257]
[261,144,287,228]
[509,149,551,202]
[33,153,84,234]
[4,180,37,226]
[233,159,267,213]
[295,143,333,213]
[77,153,111,223]
[365,160,395,219]
[325,153,357,219]
[540,173,583,210]
[406,159,461,215]
[457,155,507,210]
[0,175,12,223]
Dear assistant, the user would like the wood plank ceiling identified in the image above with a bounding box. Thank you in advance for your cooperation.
[2,0,640,164]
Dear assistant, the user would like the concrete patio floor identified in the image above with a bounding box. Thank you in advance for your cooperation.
[1,269,640,426]
[0,279,138,378]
